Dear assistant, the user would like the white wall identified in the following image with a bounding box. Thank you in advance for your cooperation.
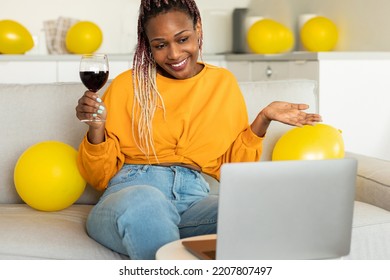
[0,0,136,54]
[248,0,390,51]
[0,0,250,54]
[318,58,390,160]
[3,0,390,54]
[304,0,390,51]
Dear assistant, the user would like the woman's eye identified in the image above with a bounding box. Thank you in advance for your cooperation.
[179,37,189,43]
[155,43,166,49]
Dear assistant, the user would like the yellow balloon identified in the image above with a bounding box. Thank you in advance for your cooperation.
[272,124,345,161]
[0,20,34,54]
[300,16,338,52]
[14,141,86,211]
[65,21,103,54]
[247,19,294,54]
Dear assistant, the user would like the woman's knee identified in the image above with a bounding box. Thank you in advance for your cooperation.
[91,185,180,228]
[87,185,181,258]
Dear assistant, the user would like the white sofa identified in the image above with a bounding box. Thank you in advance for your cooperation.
[0,80,389,259]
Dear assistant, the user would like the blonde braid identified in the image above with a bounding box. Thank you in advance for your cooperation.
[132,52,165,162]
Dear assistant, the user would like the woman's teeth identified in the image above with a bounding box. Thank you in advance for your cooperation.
[172,59,187,68]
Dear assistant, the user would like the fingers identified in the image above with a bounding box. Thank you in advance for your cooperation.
[75,91,107,123]
[263,101,322,128]
[286,103,322,126]
[283,111,322,128]
[292,103,309,110]
[298,113,322,126]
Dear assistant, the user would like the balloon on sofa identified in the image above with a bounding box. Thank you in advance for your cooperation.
[65,21,103,54]
[300,16,338,52]
[0,20,34,54]
[272,123,345,161]
[14,141,86,211]
[246,19,294,54]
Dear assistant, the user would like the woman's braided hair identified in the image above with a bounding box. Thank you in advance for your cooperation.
[132,0,203,161]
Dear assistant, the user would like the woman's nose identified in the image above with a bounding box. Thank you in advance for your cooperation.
[167,44,180,60]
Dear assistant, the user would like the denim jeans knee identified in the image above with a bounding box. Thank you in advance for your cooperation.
[87,184,181,259]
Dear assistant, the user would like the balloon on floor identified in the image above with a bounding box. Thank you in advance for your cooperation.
[14,141,86,211]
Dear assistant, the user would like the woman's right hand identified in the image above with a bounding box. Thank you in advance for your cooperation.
[76,91,107,126]
[76,91,107,144]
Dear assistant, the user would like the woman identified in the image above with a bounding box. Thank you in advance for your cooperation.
[76,0,321,260]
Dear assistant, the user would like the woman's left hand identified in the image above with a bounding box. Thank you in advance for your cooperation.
[251,101,322,137]
[262,101,321,127]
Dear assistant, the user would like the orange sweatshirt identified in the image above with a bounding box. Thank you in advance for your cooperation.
[77,63,263,191]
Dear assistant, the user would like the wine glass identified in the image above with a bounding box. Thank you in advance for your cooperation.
[79,54,109,122]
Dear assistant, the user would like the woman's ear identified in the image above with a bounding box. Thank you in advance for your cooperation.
[196,21,203,49]
[195,20,202,38]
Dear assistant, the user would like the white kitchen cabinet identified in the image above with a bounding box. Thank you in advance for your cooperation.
[0,61,57,83]
[225,58,319,82]
[0,55,135,84]
[109,61,132,79]
[225,61,251,81]
[57,61,80,82]
[0,54,224,84]
[57,60,131,83]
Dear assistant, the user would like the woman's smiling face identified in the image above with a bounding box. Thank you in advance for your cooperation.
[145,10,203,79]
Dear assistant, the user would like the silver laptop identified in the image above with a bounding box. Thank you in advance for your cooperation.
[214,158,357,260]
[182,159,357,260]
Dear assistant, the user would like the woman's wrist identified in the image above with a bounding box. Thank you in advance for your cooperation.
[87,126,106,144]
[251,110,271,137]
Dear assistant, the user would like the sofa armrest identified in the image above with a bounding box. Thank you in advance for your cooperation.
[346,152,390,212]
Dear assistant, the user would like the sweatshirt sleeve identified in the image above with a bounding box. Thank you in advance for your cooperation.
[223,125,263,164]
[77,130,126,191]
[76,72,131,191]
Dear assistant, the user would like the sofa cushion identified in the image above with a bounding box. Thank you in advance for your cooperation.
[347,152,390,212]
[0,204,128,259]
[345,201,390,259]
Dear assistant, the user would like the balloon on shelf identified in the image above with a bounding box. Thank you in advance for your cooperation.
[14,141,86,211]
[246,19,294,54]
[65,21,103,54]
[272,124,345,161]
[0,20,34,54]
[300,16,338,52]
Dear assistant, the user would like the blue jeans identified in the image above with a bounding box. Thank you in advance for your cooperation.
[86,164,218,260]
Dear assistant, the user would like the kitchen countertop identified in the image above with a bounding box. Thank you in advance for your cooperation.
[2,52,390,62]
[225,51,390,61]
[0,53,225,62]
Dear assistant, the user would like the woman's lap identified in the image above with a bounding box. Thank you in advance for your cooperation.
[86,164,218,259]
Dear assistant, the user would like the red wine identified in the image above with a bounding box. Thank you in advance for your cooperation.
[80,71,109,92]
